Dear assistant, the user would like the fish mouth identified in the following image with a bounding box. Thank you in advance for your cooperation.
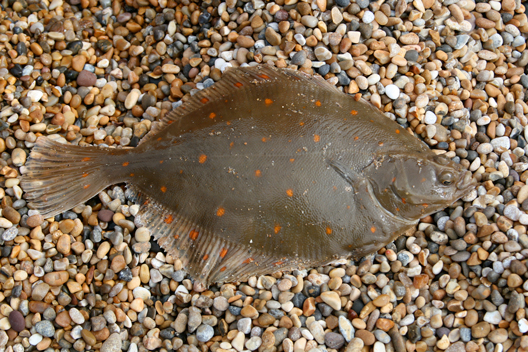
[456,170,477,193]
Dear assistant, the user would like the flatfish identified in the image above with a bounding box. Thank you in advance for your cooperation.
[21,66,476,285]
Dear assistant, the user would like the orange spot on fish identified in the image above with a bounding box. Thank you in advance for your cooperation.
[396,207,400,212]
[242,258,253,264]
[392,177,396,183]
[226,121,231,125]
[220,248,228,258]
[83,184,90,189]
[286,189,293,197]
[261,137,267,142]
[165,215,173,224]
[217,207,225,217]
[265,98,273,105]
[422,203,429,208]
[82,157,91,162]
[354,136,359,141]
[234,82,243,88]
[299,122,304,126]
[167,120,174,124]
[326,227,332,235]
[82,173,88,178]
[273,260,284,266]
[157,137,162,141]
[371,226,376,233]
[130,173,135,177]
[189,230,199,240]
[274,224,281,234]
[315,100,321,106]
[255,170,262,177]
[160,160,164,164]
[199,154,207,163]
[290,158,295,163]
[201,97,209,104]
[421,178,426,182]
[122,162,129,167]
[209,112,216,119]
[401,198,406,204]
[161,186,167,193]
[203,254,209,261]
[378,141,384,147]
[229,141,234,148]
[174,234,179,239]
[220,266,227,272]
[395,129,400,134]
[314,134,320,142]
[350,110,358,115]
[259,74,270,79]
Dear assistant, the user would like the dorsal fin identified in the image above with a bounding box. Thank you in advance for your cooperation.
[138,66,340,146]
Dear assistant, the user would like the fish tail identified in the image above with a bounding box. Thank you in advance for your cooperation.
[21,137,133,219]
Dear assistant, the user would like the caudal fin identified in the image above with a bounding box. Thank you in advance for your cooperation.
[21,137,129,219]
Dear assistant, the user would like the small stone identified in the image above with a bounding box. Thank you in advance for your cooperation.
[35,320,55,337]
[471,322,490,338]
[339,316,355,342]
[81,329,97,346]
[101,333,122,352]
[196,324,214,342]
[77,70,97,86]
[31,283,50,301]
[320,291,341,310]
[488,329,508,343]
[345,338,364,352]
[325,332,345,349]
[385,84,399,99]
[355,330,375,345]
[8,311,25,332]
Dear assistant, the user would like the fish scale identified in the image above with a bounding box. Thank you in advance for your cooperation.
[21,66,476,285]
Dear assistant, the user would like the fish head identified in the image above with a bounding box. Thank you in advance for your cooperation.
[365,152,477,221]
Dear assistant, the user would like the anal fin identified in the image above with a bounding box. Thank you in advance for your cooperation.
[130,186,337,285]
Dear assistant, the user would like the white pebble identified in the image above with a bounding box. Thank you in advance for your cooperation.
[385,84,400,99]
[27,90,44,102]
[362,11,375,23]
[424,111,437,124]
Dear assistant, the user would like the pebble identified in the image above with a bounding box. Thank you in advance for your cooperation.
[385,85,400,99]
[101,333,122,352]
[35,321,55,338]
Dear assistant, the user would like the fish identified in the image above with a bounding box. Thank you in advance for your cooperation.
[21,66,476,285]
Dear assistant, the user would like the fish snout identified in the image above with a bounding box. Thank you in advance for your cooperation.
[456,170,477,191]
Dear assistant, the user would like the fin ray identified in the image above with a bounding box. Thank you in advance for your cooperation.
[130,185,341,285]
[21,137,129,218]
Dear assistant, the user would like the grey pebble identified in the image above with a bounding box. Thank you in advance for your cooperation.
[196,324,214,342]
[35,320,55,337]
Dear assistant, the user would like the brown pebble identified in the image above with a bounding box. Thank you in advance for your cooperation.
[56,234,71,254]
[471,322,491,338]
[55,310,72,328]
[2,206,20,224]
[355,330,375,345]
[110,255,126,273]
[77,70,97,87]
[81,329,97,346]
[43,271,69,286]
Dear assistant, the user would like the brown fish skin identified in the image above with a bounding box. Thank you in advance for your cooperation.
[21,66,476,285]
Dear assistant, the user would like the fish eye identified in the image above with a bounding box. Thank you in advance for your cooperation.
[439,171,455,186]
